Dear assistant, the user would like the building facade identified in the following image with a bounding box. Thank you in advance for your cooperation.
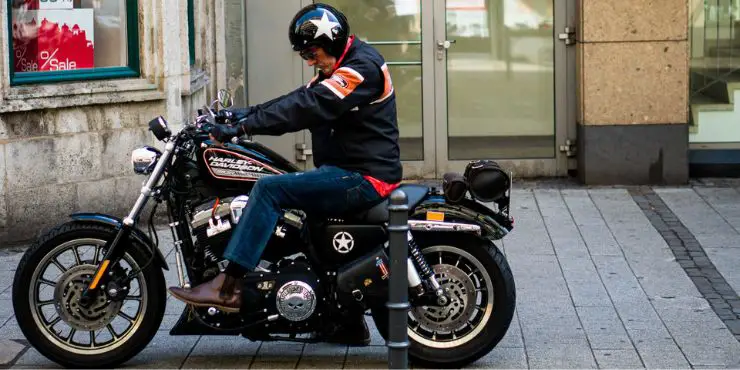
[0,0,724,244]
[0,0,242,244]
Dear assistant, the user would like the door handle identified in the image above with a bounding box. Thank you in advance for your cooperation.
[436,39,456,50]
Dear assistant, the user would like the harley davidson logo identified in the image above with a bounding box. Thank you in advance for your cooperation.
[208,157,265,172]
[203,148,281,181]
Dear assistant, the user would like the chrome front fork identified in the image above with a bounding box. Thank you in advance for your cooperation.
[123,140,191,288]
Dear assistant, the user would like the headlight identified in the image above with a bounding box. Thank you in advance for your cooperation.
[131,146,162,175]
[148,116,172,141]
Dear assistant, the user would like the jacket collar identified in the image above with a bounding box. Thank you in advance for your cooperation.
[330,35,357,73]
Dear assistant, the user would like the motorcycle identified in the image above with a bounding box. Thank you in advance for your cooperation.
[12,90,516,368]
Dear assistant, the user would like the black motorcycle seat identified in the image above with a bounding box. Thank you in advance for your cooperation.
[349,184,429,224]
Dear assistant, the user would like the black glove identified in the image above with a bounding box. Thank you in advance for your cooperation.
[218,107,254,123]
[216,109,236,123]
[209,123,241,143]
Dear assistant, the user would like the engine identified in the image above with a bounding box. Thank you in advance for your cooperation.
[188,196,307,281]
[188,196,248,280]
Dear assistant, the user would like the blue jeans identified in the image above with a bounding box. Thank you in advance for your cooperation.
[223,165,383,269]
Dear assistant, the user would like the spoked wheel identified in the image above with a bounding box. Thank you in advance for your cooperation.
[371,233,516,368]
[408,245,494,348]
[13,223,166,368]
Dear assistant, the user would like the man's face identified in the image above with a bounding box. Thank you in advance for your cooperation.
[300,46,336,75]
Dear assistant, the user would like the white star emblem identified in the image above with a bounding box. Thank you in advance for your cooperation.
[332,231,354,254]
[309,11,340,41]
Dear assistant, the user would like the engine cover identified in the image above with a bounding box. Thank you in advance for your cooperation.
[276,281,316,322]
[240,258,324,331]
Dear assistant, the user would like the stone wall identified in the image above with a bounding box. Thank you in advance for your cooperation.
[0,0,229,245]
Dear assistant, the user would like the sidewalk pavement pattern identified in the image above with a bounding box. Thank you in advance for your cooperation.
[2,181,740,369]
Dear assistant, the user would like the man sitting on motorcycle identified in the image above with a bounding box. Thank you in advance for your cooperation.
[168,3,402,345]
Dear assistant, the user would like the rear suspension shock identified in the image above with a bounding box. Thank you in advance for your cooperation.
[407,231,449,305]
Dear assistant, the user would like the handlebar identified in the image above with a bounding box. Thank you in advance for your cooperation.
[187,101,247,145]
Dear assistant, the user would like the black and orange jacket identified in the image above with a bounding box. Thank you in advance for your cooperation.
[232,36,402,188]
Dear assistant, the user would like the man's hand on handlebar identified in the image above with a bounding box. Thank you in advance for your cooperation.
[202,107,252,145]
[208,122,241,144]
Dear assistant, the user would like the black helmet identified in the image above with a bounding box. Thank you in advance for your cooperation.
[289,3,350,58]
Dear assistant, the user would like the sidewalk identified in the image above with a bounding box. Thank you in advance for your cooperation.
[1,181,740,368]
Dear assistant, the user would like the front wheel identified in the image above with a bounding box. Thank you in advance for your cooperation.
[12,222,166,368]
[371,233,516,368]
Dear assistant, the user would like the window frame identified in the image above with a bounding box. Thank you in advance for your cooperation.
[6,0,141,86]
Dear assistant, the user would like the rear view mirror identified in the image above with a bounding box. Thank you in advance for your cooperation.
[217,89,233,108]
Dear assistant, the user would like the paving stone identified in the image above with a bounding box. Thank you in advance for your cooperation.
[678,344,740,368]
[157,314,182,332]
[651,296,719,323]
[526,342,597,369]
[593,349,644,369]
[296,343,347,369]
[124,331,199,368]
[0,270,15,293]
[344,345,388,369]
[496,311,524,348]
[0,317,27,340]
[0,339,26,366]
[181,337,260,369]
[0,253,22,271]
[704,248,740,294]
[505,190,555,256]
[365,316,387,346]
[251,342,304,369]
[632,337,691,369]
[465,346,527,369]
[520,324,589,347]
[726,319,740,334]
[10,347,59,369]
[534,190,591,257]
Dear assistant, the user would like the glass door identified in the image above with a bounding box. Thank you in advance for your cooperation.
[434,0,571,176]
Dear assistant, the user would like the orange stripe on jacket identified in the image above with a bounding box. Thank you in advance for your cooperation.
[320,67,364,99]
[372,63,394,104]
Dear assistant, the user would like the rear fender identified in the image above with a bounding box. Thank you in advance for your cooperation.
[70,213,169,270]
[411,197,513,241]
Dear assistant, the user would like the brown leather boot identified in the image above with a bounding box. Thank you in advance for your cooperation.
[168,273,242,313]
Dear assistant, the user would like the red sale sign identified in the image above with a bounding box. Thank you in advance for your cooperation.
[12,7,94,72]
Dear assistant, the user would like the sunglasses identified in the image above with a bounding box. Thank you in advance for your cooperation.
[299,47,318,60]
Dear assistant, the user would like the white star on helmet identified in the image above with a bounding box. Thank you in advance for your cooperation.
[310,11,340,41]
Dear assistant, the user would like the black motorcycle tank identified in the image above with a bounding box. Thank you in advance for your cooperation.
[202,147,283,181]
[194,138,300,196]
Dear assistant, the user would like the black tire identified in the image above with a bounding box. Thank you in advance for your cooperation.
[12,222,167,368]
[371,232,516,369]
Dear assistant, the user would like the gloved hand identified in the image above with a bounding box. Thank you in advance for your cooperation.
[215,109,236,124]
[217,107,253,123]
[208,123,241,143]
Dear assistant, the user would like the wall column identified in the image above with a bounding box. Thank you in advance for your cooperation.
[576,0,690,185]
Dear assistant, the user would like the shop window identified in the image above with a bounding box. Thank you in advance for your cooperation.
[8,0,140,85]
[187,0,195,66]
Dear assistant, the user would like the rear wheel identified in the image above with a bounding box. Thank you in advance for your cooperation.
[371,232,515,368]
[12,222,166,368]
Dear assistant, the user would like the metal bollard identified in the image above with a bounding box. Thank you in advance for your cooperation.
[386,189,410,369]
